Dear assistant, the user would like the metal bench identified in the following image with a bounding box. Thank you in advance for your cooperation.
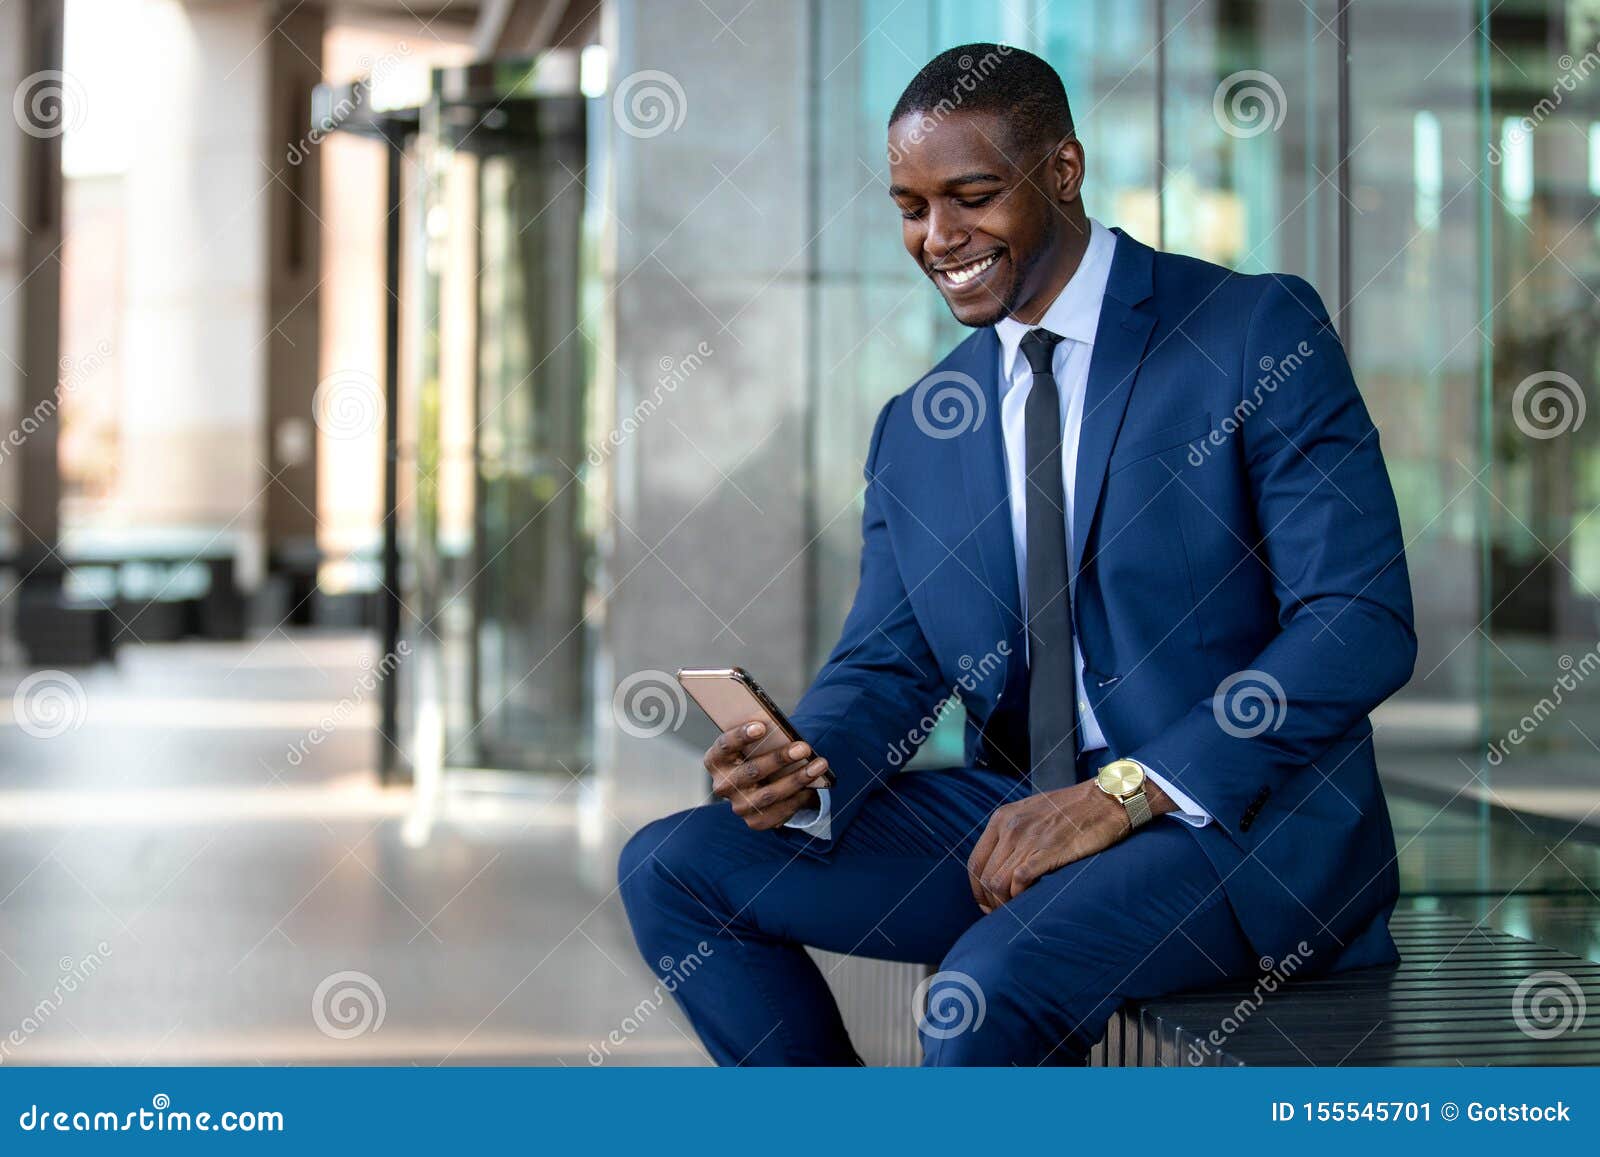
[1092,910,1600,1066]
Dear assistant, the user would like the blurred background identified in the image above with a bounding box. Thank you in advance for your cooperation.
[1,0,1599,1066]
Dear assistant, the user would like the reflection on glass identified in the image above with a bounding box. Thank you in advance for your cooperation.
[401,70,593,776]
[804,0,1600,902]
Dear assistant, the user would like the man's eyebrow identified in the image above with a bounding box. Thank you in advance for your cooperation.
[942,171,1006,187]
[888,172,1007,198]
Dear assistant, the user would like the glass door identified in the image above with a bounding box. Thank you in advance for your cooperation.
[470,95,590,771]
[401,58,592,778]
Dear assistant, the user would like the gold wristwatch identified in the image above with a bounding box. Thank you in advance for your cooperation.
[1097,759,1153,831]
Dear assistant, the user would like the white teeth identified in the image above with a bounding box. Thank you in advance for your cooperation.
[943,254,997,285]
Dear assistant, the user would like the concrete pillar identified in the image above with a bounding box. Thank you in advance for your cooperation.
[0,0,67,576]
[117,0,262,536]
[113,0,314,589]
[262,1,325,587]
[594,0,816,843]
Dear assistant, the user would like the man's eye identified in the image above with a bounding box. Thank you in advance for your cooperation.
[899,206,925,221]
[956,194,996,209]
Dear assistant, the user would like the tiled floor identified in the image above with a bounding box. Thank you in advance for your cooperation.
[0,633,707,1066]
[2,631,1597,1067]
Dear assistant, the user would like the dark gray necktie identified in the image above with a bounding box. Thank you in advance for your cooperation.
[1020,327,1079,792]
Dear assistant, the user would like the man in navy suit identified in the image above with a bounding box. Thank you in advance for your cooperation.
[620,44,1415,1066]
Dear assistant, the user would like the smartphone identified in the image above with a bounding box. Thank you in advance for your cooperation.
[675,667,836,788]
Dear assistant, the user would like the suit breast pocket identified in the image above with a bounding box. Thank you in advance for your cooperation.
[1107,413,1213,476]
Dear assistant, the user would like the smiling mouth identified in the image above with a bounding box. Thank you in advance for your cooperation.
[934,251,1001,289]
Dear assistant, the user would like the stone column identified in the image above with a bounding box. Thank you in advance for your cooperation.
[593,0,817,847]
[0,0,66,577]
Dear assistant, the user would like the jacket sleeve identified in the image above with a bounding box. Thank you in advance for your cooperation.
[1128,275,1417,843]
[780,395,950,854]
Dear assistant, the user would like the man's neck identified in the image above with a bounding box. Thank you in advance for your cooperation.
[1007,216,1092,326]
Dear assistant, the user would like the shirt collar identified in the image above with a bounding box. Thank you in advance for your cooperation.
[995,218,1118,383]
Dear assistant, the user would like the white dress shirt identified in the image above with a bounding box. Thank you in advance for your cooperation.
[789,219,1210,838]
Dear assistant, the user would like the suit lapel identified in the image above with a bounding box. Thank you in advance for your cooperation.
[1072,231,1157,576]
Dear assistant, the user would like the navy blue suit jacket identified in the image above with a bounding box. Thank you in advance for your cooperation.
[786,230,1417,971]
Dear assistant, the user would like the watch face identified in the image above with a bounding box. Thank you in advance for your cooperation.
[1097,759,1145,798]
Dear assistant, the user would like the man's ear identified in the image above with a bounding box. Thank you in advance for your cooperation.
[1049,135,1085,205]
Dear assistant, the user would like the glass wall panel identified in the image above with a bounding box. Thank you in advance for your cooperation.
[793,0,1600,940]
[1482,0,1600,773]
[1347,0,1489,893]
[1161,1,1340,295]
[811,1,1158,762]
[1475,0,1600,940]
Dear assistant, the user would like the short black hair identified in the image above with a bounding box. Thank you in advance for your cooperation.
[889,43,1074,158]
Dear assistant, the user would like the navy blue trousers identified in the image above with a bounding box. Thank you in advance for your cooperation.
[618,767,1257,1066]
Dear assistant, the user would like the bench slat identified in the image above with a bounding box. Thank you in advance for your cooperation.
[1093,913,1600,1067]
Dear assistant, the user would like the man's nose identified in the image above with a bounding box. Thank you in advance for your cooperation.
[923,207,968,262]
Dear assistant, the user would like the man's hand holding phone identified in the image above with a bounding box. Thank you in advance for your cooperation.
[704,722,831,831]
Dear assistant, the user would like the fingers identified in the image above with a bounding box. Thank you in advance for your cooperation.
[711,740,813,799]
[973,849,1027,913]
[967,814,1003,911]
[1008,852,1048,899]
[704,721,767,771]
[727,757,830,825]
[742,783,823,832]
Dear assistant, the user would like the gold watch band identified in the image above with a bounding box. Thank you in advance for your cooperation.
[1122,789,1152,830]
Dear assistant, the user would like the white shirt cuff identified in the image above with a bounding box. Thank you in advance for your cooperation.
[783,786,833,840]
[1136,763,1212,827]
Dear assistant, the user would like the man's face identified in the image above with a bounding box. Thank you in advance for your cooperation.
[887,110,1071,327]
